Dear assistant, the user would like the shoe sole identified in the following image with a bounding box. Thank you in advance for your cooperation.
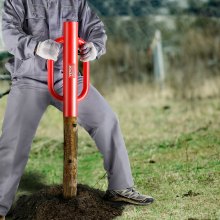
[106,196,154,206]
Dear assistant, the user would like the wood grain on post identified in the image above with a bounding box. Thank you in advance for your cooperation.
[63,117,78,198]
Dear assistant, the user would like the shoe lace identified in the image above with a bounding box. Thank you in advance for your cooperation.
[129,187,141,198]
[118,187,141,199]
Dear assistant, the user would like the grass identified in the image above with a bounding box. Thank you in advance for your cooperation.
[0,82,219,219]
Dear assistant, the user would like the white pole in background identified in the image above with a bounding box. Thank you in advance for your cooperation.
[150,30,165,89]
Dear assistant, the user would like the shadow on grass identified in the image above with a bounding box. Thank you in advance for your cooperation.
[8,184,125,220]
[18,171,48,193]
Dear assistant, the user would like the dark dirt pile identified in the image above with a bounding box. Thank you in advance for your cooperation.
[8,184,125,220]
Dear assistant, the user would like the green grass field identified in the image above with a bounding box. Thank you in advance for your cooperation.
[0,83,219,219]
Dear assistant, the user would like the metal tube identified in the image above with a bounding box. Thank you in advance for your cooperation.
[63,22,78,117]
[47,59,63,101]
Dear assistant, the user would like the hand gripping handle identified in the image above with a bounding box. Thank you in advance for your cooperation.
[47,37,90,102]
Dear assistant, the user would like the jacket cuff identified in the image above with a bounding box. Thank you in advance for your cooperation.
[93,42,103,59]
[26,38,40,59]
[34,41,40,55]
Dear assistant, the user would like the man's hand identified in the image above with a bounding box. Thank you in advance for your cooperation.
[35,39,61,61]
[79,42,97,62]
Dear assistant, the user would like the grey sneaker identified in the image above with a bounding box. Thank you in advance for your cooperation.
[103,187,154,205]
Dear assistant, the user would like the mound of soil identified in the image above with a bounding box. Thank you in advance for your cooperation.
[9,184,125,220]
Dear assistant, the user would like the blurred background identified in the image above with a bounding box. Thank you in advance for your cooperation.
[88,0,220,98]
[0,1,219,219]
[0,0,220,97]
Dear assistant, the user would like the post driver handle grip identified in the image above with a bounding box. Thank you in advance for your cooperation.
[47,37,90,102]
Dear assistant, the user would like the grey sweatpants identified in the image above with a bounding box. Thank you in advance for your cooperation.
[0,76,134,216]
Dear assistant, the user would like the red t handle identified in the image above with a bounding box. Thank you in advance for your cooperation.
[47,22,90,117]
[47,37,90,102]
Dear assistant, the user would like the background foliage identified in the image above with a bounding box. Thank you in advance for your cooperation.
[0,0,219,219]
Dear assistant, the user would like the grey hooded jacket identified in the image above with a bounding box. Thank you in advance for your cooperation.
[1,0,107,85]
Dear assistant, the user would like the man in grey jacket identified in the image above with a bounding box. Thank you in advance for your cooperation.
[0,0,153,218]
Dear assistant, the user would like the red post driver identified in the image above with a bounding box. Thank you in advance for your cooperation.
[47,21,90,198]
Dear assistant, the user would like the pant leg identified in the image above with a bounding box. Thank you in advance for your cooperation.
[0,85,50,216]
[51,76,134,190]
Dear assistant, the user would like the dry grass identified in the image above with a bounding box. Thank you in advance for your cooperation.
[86,17,220,100]
[0,82,219,220]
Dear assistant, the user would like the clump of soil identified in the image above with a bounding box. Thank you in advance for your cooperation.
[9,184,125,220]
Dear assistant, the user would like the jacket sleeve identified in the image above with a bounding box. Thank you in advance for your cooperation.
[1,0,39,61]
[78,0,107,59]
